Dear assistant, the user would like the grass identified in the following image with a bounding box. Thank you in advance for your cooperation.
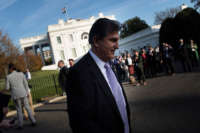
[0,78,5,89]
[0,70,63,110]
[31,70,59,77]
[29,70,62,102]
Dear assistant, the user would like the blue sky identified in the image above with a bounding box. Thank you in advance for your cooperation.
[0,0,193,47]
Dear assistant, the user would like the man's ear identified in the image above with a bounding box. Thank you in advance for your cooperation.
[93,36,99,48]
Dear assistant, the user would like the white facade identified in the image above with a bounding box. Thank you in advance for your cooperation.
[19,13,115,70]
[116,25,161,56]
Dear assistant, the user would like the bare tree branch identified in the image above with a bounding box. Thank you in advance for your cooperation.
[191,0,200,10]
[154,7,181,25]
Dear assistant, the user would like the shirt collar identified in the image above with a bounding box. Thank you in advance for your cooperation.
[89,50,108,69]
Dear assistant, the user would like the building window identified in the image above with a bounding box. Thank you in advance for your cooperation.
[60,50,65,60]
[81,32,89,40]
[69,34,73,42]
[57,36,62,44]
[71,48,77,58]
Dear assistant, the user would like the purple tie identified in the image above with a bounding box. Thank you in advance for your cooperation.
[104,63,129,133]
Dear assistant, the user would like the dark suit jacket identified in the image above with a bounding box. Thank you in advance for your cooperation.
[58,66,69,90]
[67,53,131,133]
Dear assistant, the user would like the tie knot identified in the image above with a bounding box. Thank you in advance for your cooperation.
[104,63,110,69]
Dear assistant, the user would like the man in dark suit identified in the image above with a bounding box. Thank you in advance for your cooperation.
[68,59,75,68]
[58,60,69,96]
[177,38,192,72]
[67,18,131,133]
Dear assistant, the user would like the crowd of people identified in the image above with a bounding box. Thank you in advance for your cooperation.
[113,38,200,86]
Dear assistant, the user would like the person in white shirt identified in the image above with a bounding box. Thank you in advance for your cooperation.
[23,69,35,120]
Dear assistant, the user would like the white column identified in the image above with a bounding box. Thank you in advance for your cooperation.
[32,45,36,55]
[49,43,55,64]
[39,44,45,65]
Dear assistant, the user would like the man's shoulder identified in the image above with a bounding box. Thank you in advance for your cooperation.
[71,53,91,71]
[15,72,24,77]
[7,72,16,78]
[6,74,11,80]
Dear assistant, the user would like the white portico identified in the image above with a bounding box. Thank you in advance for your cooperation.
[19,34,53,66]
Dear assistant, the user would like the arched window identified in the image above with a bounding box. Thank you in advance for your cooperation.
[81,32,89,40]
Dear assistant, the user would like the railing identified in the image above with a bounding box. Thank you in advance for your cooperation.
[0,74,63,110]
[29,74,62,103]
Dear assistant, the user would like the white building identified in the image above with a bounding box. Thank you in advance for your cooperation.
[19,13,115,70]
[116,24,161,55]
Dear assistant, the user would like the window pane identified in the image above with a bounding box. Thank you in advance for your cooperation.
[60,50,65,60]
[57,36,62,44]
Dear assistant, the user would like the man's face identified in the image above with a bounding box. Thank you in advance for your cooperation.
[58,62,64,68]
[135,51,139,56]
[69,60,74,67]
[95,31,119,62]
[180,39,183,43]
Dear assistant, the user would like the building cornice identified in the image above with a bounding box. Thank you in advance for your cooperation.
[48,23,93,33]
[48,15,115,33]
[20,34,48,45]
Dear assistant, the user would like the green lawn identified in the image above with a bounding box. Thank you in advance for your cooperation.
[0,70,63,110]
[31,70,59,77]
[29,71,62,103]
[0,78,5,89]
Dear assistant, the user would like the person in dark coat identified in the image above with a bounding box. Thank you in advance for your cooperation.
[66,18,131,133]
[161,42,175,75]
[177,39,192,72]
[154,46,162,74]
[146,46,156,77]
[133,51,146,86]
[58,60,69,96]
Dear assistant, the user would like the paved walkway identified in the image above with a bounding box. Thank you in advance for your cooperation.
[4,98,71,133]
[3,72,200,133]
